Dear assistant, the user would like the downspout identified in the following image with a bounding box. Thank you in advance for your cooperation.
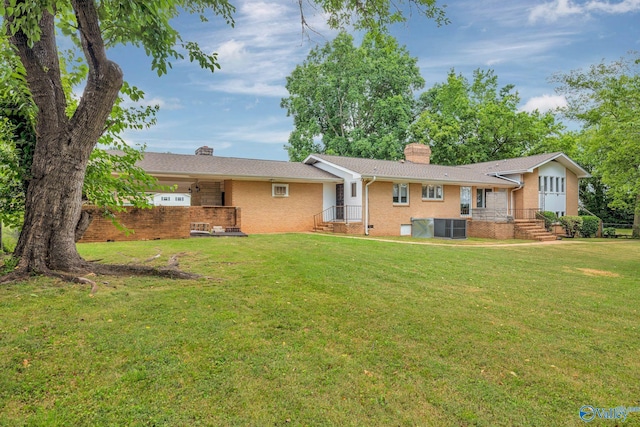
[364,176,377,235]
[495,173,523,217]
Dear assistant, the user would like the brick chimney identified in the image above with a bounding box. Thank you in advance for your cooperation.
[195,146,214,156]
[404,143,431,164]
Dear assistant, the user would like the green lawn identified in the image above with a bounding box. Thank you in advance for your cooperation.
[1,234,639,426]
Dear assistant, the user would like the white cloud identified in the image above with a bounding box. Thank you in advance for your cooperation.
[520,94,568,113]
[186,0,336,98]
[529,0,640,23]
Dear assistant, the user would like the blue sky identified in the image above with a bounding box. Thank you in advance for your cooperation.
[109,0,640,161]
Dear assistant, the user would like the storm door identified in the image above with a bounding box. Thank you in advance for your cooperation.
[336,183,344,220]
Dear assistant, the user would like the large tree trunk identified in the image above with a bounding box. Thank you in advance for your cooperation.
[8,1,123,274]
[14,140,94,271]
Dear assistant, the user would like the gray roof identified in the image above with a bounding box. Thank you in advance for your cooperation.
[465,152,591,178]
[305,154,511,186]
[130,151,340,182]
[120,149,589,185]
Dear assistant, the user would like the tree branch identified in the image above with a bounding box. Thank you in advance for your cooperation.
[7,4,67,137]
[69,0,123,147]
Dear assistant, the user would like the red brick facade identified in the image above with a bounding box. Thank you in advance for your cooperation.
[79,206,240,243]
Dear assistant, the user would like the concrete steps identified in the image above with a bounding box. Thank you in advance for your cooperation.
[514,220,558,241]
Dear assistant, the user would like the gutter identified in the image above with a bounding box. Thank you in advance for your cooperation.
[364,176,377,235]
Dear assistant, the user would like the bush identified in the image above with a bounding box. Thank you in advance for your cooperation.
[559,216,583,237]
[580,216,600,238]
[541,211,557,231]
[603,227,616,238]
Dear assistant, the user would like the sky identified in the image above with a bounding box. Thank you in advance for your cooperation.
[109,0,640,161]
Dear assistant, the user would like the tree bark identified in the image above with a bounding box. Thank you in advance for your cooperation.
[8,1,123,273]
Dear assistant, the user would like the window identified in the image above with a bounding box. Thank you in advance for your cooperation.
[544,177,548,192]
[561,178,565,193]
[272,183,289,197]
[555,177,560,193]
[351,182,357,198]
[422,184,443,200]
[161,196,171,201]
[539,176,543,191]
[476,188,492,208]
[175,196,184,202]
[393,183,409,204]
[550,177,554,192]
[460,187,471,216]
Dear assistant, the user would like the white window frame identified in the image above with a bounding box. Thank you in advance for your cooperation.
[393,183,409,205]
[272,183,289,197]
[351,182,357,198]
[422,184,443,201]
[175,196,185,202]
[161,196,171,202]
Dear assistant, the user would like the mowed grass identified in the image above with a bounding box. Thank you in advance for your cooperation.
[1,234,639,426]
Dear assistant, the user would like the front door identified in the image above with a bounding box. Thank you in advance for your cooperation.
[336,183,344,220]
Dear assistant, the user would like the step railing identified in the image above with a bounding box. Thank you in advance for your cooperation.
[313,205,362,229]
[511,209,543,220]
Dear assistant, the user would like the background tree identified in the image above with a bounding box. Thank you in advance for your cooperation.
[282,31,425,161]
[554,55,640,236]
[411,69,568,165]
[1,0,445,279]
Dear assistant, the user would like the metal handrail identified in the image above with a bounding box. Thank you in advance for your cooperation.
[511,209,543,220]
[313,205,362,229]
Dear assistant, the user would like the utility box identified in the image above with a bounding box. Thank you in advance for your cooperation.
[434,218,467,239]
[411,218,434,238]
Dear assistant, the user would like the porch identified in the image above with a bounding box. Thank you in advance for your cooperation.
[313,205,362,234]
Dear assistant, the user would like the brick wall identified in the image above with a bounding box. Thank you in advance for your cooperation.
[467,220,515,239]
[520,171,539,211]
[333,222,363,234]
[79,206,241,243]
[79,206,191,243]
[566,170,579,215]
[228,180,324,234]
[366,182,461,236]
[189,206,239,228]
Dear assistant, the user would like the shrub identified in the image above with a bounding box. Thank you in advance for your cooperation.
[580,216,600,238]
[559,216,583,237]
[541,211,557,231]
[603,227,617,238]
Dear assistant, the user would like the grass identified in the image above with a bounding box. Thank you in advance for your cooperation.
[616,228,633,236]
[1,234,639,426]
[1,225,19,253]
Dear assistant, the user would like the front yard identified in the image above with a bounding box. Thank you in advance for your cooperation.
[1,235,638,426]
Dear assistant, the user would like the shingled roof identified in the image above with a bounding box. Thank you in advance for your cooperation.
[304,154,512,186]
[465,152,590,178]
[131,151,340,182]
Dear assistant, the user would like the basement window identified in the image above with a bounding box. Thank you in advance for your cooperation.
[272,183,289,197]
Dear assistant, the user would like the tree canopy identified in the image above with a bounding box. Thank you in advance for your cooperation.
[411,69,568,165]
[554,54,640,236]
[282,31,425,161]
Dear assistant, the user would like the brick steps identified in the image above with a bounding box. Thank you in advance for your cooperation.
[314,222,335,232]
[514,220,558,241]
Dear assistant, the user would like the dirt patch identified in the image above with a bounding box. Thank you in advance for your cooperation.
[576,268,620,278]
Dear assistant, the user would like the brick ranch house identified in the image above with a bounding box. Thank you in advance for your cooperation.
[79,144,590,242]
